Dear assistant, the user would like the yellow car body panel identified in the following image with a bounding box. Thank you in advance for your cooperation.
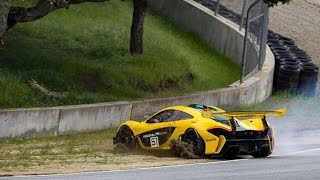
[114,104,285,157]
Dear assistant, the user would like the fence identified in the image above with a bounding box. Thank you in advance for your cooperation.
[194,0,269,82]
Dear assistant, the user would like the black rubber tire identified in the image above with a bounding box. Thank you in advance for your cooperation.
[114,126,136,149]
[273,49,289,55]
[270,46,288,51]
[291,51,308,57]
[278,36,294,43]
[277,79,299,88]
[251,145,271,158]
[280,61,300,66]
[299,59,312,64]
[183,129,205,157]
[279,65,300,76]
[268,39,281,43]
[283,44,298,49]
[299,62,319,70]
[278,73,299,82]
[300,65,319,72]
[268,42,283,47]
[279,57,298,62]
[293,53,311,58]
[281,40,295,46]
[299,66,318,85]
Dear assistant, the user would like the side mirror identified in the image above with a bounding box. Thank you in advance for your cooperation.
[144,113,151,119]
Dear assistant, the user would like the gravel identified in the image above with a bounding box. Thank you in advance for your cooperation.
[216,0,320,66]
[269,0,320,65]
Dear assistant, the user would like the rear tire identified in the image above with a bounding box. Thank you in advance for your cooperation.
[251,145,271,158]
[183,129,205,158]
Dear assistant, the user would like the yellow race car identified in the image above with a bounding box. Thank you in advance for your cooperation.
[113,104,286,158]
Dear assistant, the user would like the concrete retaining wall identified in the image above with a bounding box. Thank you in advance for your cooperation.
[0,0,275,138]
[146,0,259,74]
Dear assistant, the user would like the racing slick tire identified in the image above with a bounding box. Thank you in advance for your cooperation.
[251,144,271,158]
[182,129,205,158]
[114,126,136,149]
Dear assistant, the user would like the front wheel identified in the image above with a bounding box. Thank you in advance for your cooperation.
[114,126,136,149]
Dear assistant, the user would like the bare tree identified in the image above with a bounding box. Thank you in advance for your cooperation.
[130,0,147,54]
[7,0,108,29]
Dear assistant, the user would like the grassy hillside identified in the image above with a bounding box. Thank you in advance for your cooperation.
[0,0,240,108]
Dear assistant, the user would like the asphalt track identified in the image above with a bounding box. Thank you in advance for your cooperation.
[2,145,320,180]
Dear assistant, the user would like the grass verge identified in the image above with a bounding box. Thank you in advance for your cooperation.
[0,128,210,176]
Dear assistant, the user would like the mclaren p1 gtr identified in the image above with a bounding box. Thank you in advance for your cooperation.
[113,104,286,158]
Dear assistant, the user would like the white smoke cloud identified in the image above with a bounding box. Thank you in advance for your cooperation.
[268,91,320,154]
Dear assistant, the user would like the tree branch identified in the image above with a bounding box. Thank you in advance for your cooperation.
[8,0,108,29]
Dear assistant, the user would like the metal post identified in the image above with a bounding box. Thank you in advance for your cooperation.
[239,0,247,31]
[257,1,265,45]
[215,0,221,16]
[240,0,261,83]
[258,4,269,70]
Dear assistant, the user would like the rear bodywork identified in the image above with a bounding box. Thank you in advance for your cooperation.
[114,104,285,157]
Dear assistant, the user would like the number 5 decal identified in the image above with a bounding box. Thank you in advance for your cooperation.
[150,136,159,147]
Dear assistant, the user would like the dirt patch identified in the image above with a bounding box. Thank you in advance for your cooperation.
[0,129,213,176]
[0,149,211,176]
[130,72,195,93]
[0,156,210,176]
[170,140,198,159]
[161,73,195,90]
[74,72,111,92]
[129,78,158,93]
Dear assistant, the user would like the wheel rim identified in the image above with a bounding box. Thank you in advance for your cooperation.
[184,131,203,156]
[116,126,134,148]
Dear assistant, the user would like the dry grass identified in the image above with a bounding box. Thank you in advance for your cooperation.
[0,128,211,176]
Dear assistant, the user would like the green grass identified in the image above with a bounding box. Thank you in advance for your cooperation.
[0,0,240,108]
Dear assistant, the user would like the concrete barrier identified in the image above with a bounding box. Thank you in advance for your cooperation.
[147,0,259,74]
[0,0,275,138]
[58,102,132,134]
[0,108,60,138]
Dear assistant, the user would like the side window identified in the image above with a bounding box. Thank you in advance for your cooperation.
[147,110,175,123]
[147,110,194,123]
[176,111,193,120]
[162,110,193,122]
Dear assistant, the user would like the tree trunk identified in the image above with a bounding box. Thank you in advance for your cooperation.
[0,0,10,48]
[130,0,147,54]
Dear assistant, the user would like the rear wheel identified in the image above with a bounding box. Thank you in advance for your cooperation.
[251,144,271,158]
[114,126,136,149]
[251,129,273,158]
[183,129,205,157]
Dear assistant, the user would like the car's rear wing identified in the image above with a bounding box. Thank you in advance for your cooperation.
[212,108,286,118]
[204,108,286,136]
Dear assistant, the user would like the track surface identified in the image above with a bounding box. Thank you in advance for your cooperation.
[2,145,320,180]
